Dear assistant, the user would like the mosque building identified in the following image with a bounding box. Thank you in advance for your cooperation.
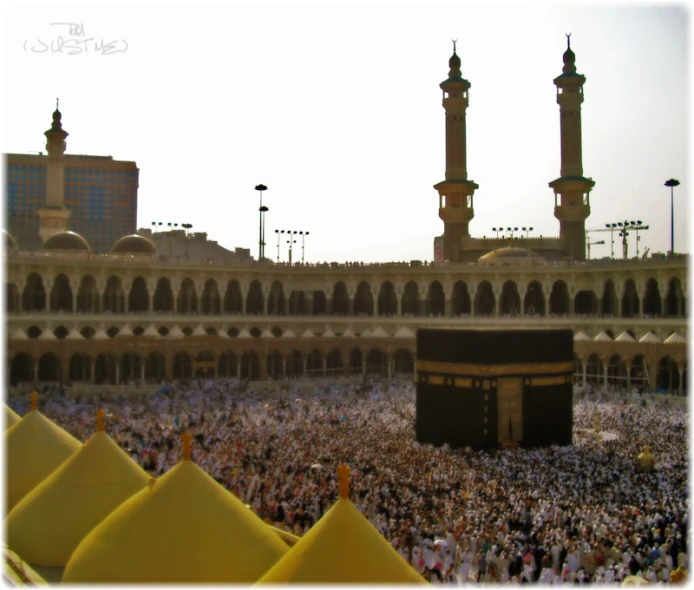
[3,41,688,397]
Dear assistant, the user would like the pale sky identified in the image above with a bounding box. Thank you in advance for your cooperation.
[2,1,690,263]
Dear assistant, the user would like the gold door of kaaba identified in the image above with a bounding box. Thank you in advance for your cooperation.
[497,378,523,444]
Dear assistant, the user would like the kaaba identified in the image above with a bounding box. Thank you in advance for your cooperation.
[416,329,573,449]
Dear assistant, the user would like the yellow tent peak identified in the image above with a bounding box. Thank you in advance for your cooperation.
[257,487,426,584]
[5,409,82,513]
[181,432,192,460]
[30,391,38,411]
[96,409,105,432]
[5,404,21,430]
[63,458,288,583]
[337,464,351,499]
[5,430,151,567]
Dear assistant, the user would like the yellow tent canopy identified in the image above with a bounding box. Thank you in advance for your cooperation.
[5,394,82,513]
[5,405,21,430]
[5,410,152,567]
[257,465,426,584]
[63,433,288,584]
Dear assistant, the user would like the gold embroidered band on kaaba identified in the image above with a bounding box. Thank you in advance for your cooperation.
[416,360,574,377]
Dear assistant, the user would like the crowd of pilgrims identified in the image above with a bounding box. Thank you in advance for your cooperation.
[11,376,689,584]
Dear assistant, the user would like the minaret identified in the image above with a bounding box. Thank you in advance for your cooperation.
[434,42,478,263]
[549,36,594,260]
[37,101,71,243]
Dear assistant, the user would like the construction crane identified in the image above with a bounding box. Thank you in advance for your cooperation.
[587,221,649,259]
[586,239,605,260]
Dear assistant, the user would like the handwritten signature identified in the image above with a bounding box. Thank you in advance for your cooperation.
[24,22,128,55]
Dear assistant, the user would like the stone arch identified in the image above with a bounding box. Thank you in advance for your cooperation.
[224,279,243,313]
[326,349,343,374]
[107,326,120,338]
[182,326,193,337]
[205,326,217,336]
[607,354,627,389]
[312,291,327,315]
[286,350,304,377]
[524,280,545,316]
[271,326,283,338]
[218,352,238,378]
[306,349,323,376]
[120,353,142,383]
[6,283,19,313]
[377,281,397,316]
[267,281,287,315]
[54,326,69,339]
[10,353,33,386]
[574,290,597,315]
[129,276,149,313]
[95,353,117,384]
[401,281,420,316]
[288,291,306,315]
[145,352,165,382]
[27,326,41,339]
[585,353,603,385]
[348,348,362,375]
[80,326,95,339]
[354,281,374,316]
[23,273,46,312]
[657,356,679,393]
[332,282,349,315]
[76,275,99,313]
[664,277,684,317]
[200,278,221,315]
[267,350,283,379]
[49,273,72,312]
[194,351,215,378]
[133,326,145,336]
[629,355,649,391]
[451,281,471,315]
[548,280,569,315]
[157,326,170,337]
[246,280,264,315]
[427,281,445,316]
[499,280,520,316]
[394,349,414,374]
[642,278,661,316]
[177,278,198,314]
[365,349,387,377]
[38,353,61,382]
[103,276,125,313]
[621,279,640,318]
[240,352,260,380]
[474,280,495,316]
[602,280,618,316]
[249,327,262,338]
[172,352,192,379]
[228,327,240,338]
[153,277,174,312]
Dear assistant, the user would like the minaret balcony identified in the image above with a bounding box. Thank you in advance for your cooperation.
[439,206,474,224]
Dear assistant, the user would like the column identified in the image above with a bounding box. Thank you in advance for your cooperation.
[582,360,587,388]
[603,360,608,391]
[33,359,39,383]
[240,285,249,315]
[115,362,120,386]
[90,359,96,384]
[419,287,428,316]
[469,286,477,318]
[518,285,528,316]
[396,289,403,317]
[626,361,631,393]
[304,291,313,315]
[302,358,307,377]
[236,360,241,379]
[677,361,685,396]
[140,362,145,382]
[322,357,327,377]
[445,298,452,317]
[361,354,366,376]
[494,286,502,317]
[282,357,286,379]
[326,296,333,315]
[387,356,392,378]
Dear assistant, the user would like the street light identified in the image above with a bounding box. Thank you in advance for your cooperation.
[605,223,618,258]
[255,184,268,260]
[274,229,285,262]
[629,221,649,257]
[299,231,309,263]
[286,230,298,265]
[665,179,680,254]
[522,226,534,239]
[492,227,502,239]
[616,222,630,259]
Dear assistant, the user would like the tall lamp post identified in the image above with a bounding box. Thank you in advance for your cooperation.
[286,230,298,265]
[605,223,618,258]
[665,179,680,254]
[255,184,268,260]
[275,229,285,262]
[522,226,534,239]
[299,231,309,263]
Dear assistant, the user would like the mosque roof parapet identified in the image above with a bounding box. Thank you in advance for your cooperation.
[592,331,613,342]
[615,331,636,343]
[639,331,662,344]
[664,332,687,344]
[191,325,207,337]
[260,328,274,339]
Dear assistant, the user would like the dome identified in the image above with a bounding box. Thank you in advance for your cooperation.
[258,465,426,584]
[63,435,288,583]
[111,234,157,256]
[6,395,83,513]
[43,231,91,254]
[478,246,545,265]
[6,404,21,430]
[5,414,151,567]
[3,229,18,251]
